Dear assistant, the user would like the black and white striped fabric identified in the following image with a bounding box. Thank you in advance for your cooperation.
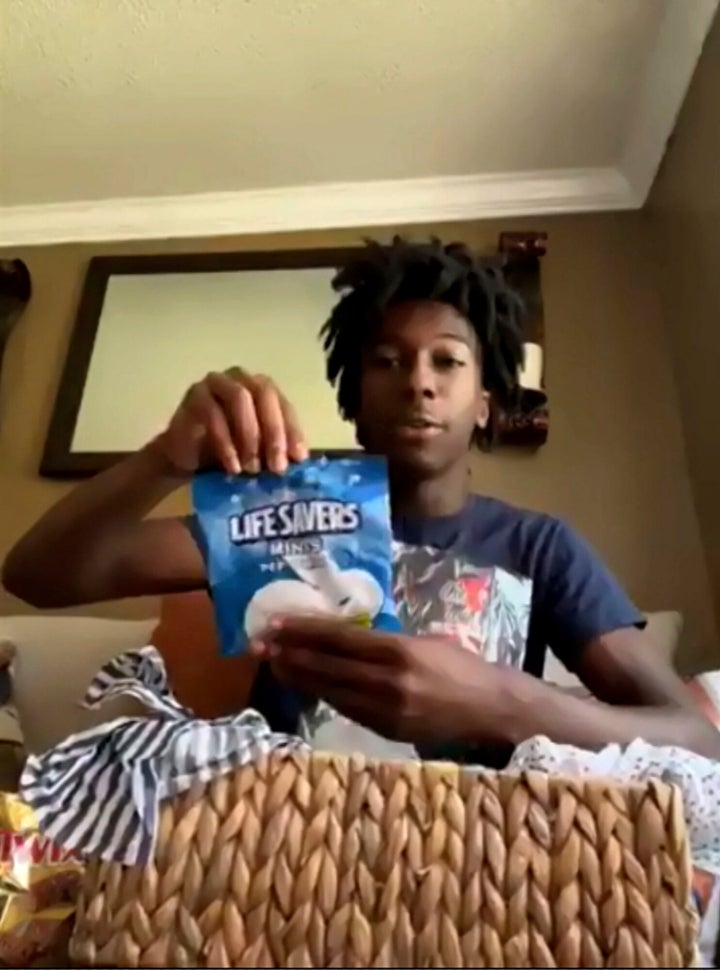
[20,646,308,866]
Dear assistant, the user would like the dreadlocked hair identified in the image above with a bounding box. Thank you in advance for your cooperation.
[320,237,526,435]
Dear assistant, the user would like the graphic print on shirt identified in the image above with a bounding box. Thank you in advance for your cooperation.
[301,541,533,752]
[392,541,533,667]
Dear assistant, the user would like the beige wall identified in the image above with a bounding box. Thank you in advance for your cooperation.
[1,215,717,670]
[648,11,720,643]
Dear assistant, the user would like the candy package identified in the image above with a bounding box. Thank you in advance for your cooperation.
[192,456,401,656]
[0,793,83,968]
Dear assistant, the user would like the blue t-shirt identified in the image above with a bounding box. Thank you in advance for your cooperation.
[188,495,642,767]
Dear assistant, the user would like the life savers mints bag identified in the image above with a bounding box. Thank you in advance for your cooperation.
[192,456,401,656]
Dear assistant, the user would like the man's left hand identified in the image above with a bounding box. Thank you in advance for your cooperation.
[251,615,503,744]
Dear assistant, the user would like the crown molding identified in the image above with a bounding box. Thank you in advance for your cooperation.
[1,0,716,247]
[0,167,636,247]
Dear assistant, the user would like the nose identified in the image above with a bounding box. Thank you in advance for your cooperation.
[404,354,437,400]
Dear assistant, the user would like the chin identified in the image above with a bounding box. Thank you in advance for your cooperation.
[384,443,451,478]
[358,429,461,477]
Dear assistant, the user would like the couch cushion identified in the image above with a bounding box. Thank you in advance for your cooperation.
[1,615,156,755]
[686,670,720,729]
[151,591,259,719]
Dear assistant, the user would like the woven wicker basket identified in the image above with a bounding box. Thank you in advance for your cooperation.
[70,751,698,968]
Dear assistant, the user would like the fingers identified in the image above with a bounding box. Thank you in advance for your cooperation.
[206,372,260,472]
[265,615,398,662]
[185,381,240,474]
[278,395,309,464]
[193,369,307,474]
[254,377,288,473]
[270,645,388,696]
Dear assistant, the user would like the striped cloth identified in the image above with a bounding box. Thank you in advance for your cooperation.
[20,646,308,866]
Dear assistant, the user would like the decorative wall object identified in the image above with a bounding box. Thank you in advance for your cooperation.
[491,230,549,448]
[0,259,32,423]
[41,239,548,478]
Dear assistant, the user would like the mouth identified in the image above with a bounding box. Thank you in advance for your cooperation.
[402,414,445,428]
[393,416,445,438]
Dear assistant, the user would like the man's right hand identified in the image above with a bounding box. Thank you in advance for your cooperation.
[2,367,310,608]
[154,368,309,476]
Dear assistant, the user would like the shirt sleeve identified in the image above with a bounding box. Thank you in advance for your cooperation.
[534,517,645,671]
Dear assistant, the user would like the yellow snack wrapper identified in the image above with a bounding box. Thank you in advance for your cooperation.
[0,793,82,968]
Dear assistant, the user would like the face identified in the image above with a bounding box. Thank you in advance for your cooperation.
[355,300,489,476]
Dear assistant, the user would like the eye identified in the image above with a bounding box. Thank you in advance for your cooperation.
[371,350,400,369]
[434,354,465,370]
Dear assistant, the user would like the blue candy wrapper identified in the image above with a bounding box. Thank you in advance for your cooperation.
[192,456,401,656]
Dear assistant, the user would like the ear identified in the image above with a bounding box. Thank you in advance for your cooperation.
[475,389,490,431]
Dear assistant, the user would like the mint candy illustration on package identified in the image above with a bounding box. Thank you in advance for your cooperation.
[192,456,401,656]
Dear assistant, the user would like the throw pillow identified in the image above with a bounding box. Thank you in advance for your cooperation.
[151,591,259,718]
[4,615,156,755]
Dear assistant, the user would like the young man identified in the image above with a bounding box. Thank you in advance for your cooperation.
[3,238,718,764]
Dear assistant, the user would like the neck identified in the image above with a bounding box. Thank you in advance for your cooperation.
[389,462,470,519]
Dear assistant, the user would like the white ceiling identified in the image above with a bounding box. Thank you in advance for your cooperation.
[0,0,717,244]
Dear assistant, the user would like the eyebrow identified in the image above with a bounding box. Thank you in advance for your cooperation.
[437,332,472,346]
[371,332,473,349]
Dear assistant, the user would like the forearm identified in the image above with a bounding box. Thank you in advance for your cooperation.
[482,667,720,760]
[2,440,189,607]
